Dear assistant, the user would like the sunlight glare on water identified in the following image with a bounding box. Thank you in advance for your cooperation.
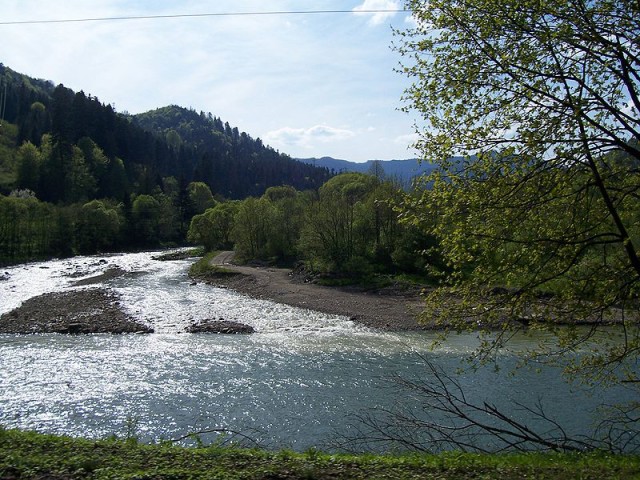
[0,251,633,451]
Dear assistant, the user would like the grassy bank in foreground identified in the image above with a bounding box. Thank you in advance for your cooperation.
[1,429,640,479]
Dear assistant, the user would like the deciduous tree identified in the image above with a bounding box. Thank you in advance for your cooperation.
[399,0,640,381]
[300,173,376,272]
[187,201,239,251]
[15,141,40,192]
[231,197,275,261]
[187,181,216,214]
[76,199,123,253]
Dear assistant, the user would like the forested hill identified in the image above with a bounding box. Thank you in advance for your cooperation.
[0,64,331,201]
[0,64,333,263]
[131,105,330,198]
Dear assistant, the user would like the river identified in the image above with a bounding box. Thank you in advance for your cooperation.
[0,251,635,451]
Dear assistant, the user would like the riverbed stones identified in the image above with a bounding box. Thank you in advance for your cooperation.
[186,319,255,334]
[0,288,153,334]
[73,267,127,286]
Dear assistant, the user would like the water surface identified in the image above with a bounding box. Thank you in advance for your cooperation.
[0,252,634,451]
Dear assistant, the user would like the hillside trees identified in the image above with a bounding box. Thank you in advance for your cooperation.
[187,201,239,251]
[133,106,332,199]
[397,0,639,410]
[19,101,50,146]
[300,173,377,271]
[189,173,432,277]
[0,66,338,262]
[0,192,59,262]
[187,181,216,214]
[75,199,123,254]
[15,141,41,192]
[2,67,333,206]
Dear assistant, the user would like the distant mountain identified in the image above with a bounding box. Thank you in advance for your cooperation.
[297,157,437,186]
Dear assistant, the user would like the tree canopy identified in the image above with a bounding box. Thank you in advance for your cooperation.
[399,0,640,382]
[0,66,334,263]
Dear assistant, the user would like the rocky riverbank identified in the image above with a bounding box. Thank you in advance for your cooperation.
[186,319,255,334]
[1,250,427,334]
[193,251,429,331]
[0,288,153,334]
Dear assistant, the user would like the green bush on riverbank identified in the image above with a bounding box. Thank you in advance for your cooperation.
[2,428,639,479]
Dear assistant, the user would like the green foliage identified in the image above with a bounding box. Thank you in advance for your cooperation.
[262,186,307,263]
[103,156,128,200]
[77,137,109,196]
[0,122,18,192]
[15,141,41,192]
[133,105,332,199]
[300,173,376,270]
[0,66,334,262]
[299,173,423,275]
[20,101,50,146]
[165,128,182,151]
[209,172,437,278]
[399,0,640,382]
[0,193,60,263]
[187,181,216,214]
[1,427,639,479]
[130,193,179,246]
[75,199,123,253]
[231,196,276,261]
[66,145,97,203]
[187,201,239,251]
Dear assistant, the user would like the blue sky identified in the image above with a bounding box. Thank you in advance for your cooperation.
[0,1,418,162]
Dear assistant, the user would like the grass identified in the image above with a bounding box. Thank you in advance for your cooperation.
[188,250,239,280]
[1,428,640,479]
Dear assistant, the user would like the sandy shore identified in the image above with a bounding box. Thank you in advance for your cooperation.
[194,251,429,331]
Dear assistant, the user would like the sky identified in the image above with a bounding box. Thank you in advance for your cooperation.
[0,0,419,162]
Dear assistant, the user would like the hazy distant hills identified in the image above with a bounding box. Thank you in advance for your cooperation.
[297,157,437,185]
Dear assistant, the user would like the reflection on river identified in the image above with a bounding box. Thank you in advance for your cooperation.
[0,251,636,451]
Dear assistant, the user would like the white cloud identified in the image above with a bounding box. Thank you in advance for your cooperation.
[0,0,418,161]
[352,0,401,26]
[265,125,356,149]
[404,12,419,26]
[394,132,419,146]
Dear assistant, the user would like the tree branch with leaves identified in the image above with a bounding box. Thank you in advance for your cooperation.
[398,0,640,382]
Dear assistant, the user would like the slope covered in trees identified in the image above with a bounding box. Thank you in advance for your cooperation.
[0,64,331,263]
[133,106,330,198]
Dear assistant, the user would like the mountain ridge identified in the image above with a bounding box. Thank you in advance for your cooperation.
[0,64,331,200]
[297,156,437,185]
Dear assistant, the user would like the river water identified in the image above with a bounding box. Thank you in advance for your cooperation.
[0,251,635,451]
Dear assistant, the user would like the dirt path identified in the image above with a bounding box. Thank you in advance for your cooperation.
[207,251,427,331]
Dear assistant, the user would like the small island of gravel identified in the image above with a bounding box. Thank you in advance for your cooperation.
[186,319,255,334]
[0,288,153,334]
